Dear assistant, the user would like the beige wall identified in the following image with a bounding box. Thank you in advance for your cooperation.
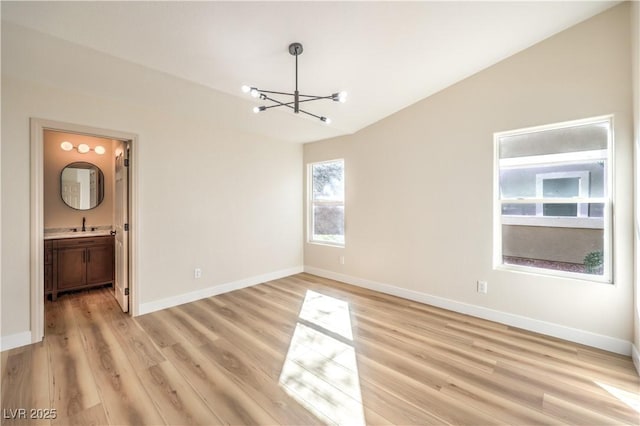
[43,131,114,230]
[304,4,634,343]
[1,24,303,338]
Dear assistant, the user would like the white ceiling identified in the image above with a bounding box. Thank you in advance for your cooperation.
[1,1,618,143]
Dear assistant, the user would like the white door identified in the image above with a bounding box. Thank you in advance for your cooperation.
[114,145,129,312]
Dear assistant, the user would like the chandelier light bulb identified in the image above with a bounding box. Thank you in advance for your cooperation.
[321,116,331,124]
[60,141,74,151]
[241,85,251,93]
[338,91,348,103]
[94,145,106,155]
[250,88,260,98]
[77,143,90,154]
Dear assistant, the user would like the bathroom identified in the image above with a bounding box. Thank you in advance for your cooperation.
[43,129,129,312]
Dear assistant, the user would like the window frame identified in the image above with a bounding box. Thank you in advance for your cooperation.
[493,115,614,283]
[307,159,345,247]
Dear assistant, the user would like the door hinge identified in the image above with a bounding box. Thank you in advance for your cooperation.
[124,288,129,296]
[124,158,129,167]
[124,223,129,231]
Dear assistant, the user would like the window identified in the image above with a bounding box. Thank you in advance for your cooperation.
[308,160,344,246]
[495,116,612,282]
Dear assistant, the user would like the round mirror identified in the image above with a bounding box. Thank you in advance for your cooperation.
[60,162,105,210]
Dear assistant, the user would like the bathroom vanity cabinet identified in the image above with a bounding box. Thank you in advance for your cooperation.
[46,235,114,300]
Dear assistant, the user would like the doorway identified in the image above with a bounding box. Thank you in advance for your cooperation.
[30,118,138,343]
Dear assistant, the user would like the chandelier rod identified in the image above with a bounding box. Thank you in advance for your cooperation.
[295,46,299,93]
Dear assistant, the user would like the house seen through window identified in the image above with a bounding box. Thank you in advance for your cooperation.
[495,116,612,282]
[309,159,345,246]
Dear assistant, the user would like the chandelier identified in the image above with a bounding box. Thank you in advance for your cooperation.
[242,43,347,124]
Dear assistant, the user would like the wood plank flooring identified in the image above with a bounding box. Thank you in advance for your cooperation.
[1,273,639,425]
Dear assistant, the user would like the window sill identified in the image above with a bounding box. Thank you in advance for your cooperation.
[501,215,604,229]
[496,263,612,284]
[307,240,345,248]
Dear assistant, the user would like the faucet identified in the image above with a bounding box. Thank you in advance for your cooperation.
[82,216,86,232]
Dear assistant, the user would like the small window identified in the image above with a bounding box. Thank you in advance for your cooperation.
[495,116,612,282]
[308,160,344,246]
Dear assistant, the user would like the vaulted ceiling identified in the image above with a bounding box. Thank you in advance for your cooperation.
[1,1,617,143]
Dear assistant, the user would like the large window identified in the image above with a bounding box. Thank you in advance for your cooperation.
[309,160,345,246]
[495,116,612,282]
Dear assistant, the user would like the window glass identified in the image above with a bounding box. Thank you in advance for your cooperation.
[495,117,611,281]
[309,160,345,246]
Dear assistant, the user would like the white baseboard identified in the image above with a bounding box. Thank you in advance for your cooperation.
[0,331,32,352]
[138,266,303,315]
[304,266,632,356]
[632,344,640,375]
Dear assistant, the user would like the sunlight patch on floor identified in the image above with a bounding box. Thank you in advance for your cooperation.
[279,291,365,425]
[299,290,353,340]
[595,381,640,414]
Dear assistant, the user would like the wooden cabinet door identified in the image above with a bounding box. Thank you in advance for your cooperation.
[86,244,114,285]
[57,247,87,289]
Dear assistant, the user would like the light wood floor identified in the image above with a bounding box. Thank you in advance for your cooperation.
[2,273,639,425]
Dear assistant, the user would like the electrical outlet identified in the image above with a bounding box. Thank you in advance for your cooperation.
[477,280,488,294]
[340,256,345,265]
[194,268,202,279]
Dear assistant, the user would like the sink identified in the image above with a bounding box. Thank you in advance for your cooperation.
[44,230,112,240]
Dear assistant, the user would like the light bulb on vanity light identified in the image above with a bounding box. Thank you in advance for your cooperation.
[60,141,106,154]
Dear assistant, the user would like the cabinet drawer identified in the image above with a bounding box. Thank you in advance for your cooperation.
[54,236,113,249]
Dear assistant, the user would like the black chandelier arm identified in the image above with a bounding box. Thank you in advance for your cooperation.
[297,96,333,104]
[261,95,331,110]
[298,108,325,121]
[259,95,327,122]
[255,89,295,97]
[262,95,296,111]
[297,94,334,99]
[256,89,334,101]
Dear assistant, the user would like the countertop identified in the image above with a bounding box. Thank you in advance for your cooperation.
[44,230,113,240]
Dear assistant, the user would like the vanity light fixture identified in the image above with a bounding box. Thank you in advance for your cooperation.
[60,141,105,155]
[241,42,347,123]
